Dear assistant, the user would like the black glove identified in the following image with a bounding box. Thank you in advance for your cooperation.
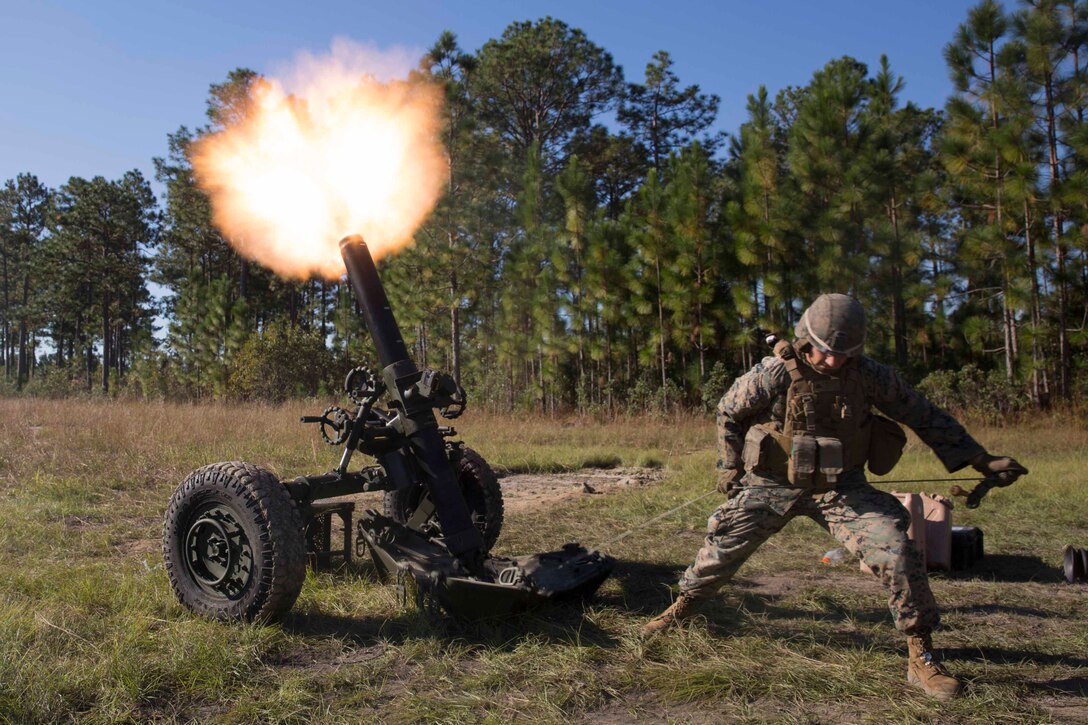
[716,468,741,496]
[971,453,1028,486]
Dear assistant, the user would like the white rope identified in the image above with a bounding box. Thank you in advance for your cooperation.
[595,490,718,550]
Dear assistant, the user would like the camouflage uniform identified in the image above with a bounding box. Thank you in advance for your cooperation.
[678,354,985,635]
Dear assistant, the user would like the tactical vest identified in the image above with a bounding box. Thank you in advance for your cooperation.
[776,339,871,486]
[743,341,904,487]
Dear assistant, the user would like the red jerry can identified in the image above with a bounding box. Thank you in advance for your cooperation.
[921,493,953,571]
[860,492,952,574]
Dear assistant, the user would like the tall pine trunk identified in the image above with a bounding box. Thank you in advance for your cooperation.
[102,290,111,393]
[18,274,30,386]
[450,264,461,387]
[1024,200,1047,405]
[889,193,908,368]
[655,257,667,408]
[1043,71,1071,399]
[2,254,8,381]
[987,37,1015,381]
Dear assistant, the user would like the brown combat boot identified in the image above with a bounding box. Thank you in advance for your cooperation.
[641,592,699,637]
[907,635,963,699]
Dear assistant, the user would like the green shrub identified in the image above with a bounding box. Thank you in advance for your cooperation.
[123,350,183,400]
[624,371,685,416]
[916,363,1029,425]
[20,366,89,398]
[700,360,737,412]
[228,321,339,402]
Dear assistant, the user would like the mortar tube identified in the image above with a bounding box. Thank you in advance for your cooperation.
[339,235,484,557]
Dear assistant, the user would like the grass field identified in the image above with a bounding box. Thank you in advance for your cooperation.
[0,398,1086,723]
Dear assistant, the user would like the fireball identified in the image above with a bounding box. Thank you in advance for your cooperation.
[191,42,447,280]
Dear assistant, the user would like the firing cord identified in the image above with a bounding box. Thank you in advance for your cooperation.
[595,490,718,551]
[593,476,985,552]
[873,477,983,484]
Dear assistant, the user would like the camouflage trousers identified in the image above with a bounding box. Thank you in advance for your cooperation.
[678,473,939,635]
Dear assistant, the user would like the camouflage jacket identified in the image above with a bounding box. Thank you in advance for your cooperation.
[716,355,985,482]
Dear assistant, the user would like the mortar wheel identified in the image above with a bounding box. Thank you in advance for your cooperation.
[163,461,307,621]
[383,446,504,552]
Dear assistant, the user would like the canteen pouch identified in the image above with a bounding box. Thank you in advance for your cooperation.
[788,435,816,486]
[742,425,790,475]
[867,415,906,475]
[816,436,844,484]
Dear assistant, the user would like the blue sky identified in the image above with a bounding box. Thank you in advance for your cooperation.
[1,0,986,191]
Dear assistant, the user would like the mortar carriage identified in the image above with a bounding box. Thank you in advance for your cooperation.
[162,236,613,621]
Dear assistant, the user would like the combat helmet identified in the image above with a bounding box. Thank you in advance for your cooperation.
[794,293,865,356]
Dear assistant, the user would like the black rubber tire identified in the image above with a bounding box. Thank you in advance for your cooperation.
[383,446,504,552]
[162,461,307,622]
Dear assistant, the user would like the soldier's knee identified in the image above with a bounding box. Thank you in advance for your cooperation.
[863,509,913,546]
[861,550,898,575]
[860,540,919,573]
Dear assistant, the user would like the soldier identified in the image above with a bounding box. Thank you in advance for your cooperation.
[642,293,1027,699]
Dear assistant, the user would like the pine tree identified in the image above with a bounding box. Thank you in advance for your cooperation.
[1013,0,1082,400]
[567,126,647,219]
[944,0,1041,381]
[0,174,50,386]
[619,51,722,174]
[470,18,624,170]
[627,168,673,408]
[412,31,506,388]
[582,215,634,411]
[154,68,284,363]
[665,143,721,391]
[726,86,794,335]
[785,57,874,296]
[862,57,941,368]
[51,173,158,392]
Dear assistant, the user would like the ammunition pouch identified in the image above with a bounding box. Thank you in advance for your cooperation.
[785,435,845,485]
[743,424,870,488]
[815,436,844,483]
[867,415,906,475]
[788,434,816,485]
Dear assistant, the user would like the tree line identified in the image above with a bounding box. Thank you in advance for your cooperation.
[2,1,1086,414]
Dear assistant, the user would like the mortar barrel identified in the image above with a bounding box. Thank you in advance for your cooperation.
[339,235,410,368]
[338,234,484,557]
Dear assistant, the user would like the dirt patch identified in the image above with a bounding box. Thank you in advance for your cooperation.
[740,569,888,599]
[126,536,162,560]
[329,466,665,521]
[1032,694,1088,723]
[62,514,105,529]
[268,642,388,674]
[497,467,665,514]
[581,693,707,723]
[582,692,877,724]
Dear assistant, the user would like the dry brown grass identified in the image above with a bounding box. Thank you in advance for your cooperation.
[0,397,1085,723]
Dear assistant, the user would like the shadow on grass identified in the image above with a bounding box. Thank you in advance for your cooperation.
[1030,676,1088,696]
[605,558,898,631]
[946,553,1064,583]
[282,602,620,650]
[283,559,621,651]
[944,602,1054,617]
[938,650,1088,702]
[602,559,685,612]
[943,646,1088,669]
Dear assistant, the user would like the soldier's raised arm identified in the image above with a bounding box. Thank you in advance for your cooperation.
[859,358,1024,480]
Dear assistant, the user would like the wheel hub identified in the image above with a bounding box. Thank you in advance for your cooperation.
[184,506,254,598]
